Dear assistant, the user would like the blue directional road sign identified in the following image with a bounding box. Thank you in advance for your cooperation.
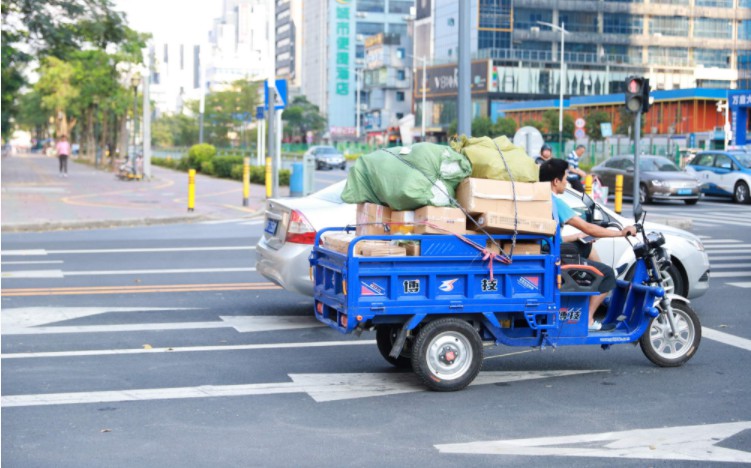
[256,106,265,120]
[264,79,288,111]
[231,112,252,122]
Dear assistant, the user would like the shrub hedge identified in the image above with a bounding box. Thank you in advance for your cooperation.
[151,155,290,186]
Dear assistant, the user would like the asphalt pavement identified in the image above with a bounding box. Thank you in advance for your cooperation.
[1,153,288,232]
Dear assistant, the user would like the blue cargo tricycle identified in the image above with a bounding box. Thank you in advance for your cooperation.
[309,205,701,392]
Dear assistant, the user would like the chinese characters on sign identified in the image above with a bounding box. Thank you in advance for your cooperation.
[335,5,350,96]
[730,93,751,107]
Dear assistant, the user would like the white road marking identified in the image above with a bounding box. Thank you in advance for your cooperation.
[240,220,264,225]
[709,256,751,261]
[1,307,322,335]
[0,340,377,359]
[707,271,751,278]
[683,214,751,227]
[728,282,751,288]
[0,246,254,256]
[701,239,743,244]
[1,260,64,265]
[703,327,751,352]
[199,219,246,224]
[2,267,256,279]
[0,370,605,407]
[708,263,751,269]
[435,421,751,463]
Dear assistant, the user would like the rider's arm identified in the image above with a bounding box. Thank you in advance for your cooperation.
[566,216,636,238]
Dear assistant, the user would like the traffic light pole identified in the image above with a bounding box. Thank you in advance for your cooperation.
[633,110,642,217]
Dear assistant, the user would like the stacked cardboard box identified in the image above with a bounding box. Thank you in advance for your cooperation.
[356,203,392,236]
[457,178,556,235]
[413,206,466,235]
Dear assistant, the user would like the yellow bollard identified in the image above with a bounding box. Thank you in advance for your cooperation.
[265,157,272,198]
[584,174,593,195]
[188,169,196,212]
[242,157,250,207]
[615,174,623,214]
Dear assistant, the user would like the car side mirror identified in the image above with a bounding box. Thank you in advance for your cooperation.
[581,192,595,209]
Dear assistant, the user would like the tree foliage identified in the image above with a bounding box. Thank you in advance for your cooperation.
[282,95,327,142]
[185,79,260,148]
[542,109,575,141]
[584,110,611,142]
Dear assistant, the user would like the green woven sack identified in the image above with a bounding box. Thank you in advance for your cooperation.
[341,142,472,211]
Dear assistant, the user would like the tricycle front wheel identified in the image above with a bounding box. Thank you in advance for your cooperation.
[376,325,412,369]
[640,301,701,367]
[411,318,483,392]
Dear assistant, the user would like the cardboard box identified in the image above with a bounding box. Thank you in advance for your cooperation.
[391,211,415,234]
[322,232,355,254]
[502,240,542,255]
[398,241,421,256]
[358,243,407,257]
[476,213,557,236]
[484,240,541,256]
[413,206,467,235]
[356,203,392,236]
[457,178,553,218]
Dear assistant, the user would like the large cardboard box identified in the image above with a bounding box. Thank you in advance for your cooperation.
[485,240,542,256]
[358,243,407,257]
[413,206,466,235]
[457,178,552,218]
[322,232,356,254]
[391,210,415,234]
[475,213,557,236]
[356,203,392,236]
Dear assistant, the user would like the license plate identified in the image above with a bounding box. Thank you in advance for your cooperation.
[677,188,692,195]
[264,219,279,235]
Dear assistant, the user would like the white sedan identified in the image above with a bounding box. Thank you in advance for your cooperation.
[255,181,710,299]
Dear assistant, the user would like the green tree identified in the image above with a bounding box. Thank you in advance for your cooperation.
[492,117,517,137]
[584,110,611,142]
[282,95,327,142]
[186,79,259,147]
[616,107,647,139]
[542,109,575,140]
[151,114,199,147]
[34,56,79,137]
[471,116,493,137]
[522,119,545,132]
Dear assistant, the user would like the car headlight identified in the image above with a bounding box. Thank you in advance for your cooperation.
[651,180,667,187]
[669,232,705,252]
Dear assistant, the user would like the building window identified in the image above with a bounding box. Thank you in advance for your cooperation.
[558,12,598,33]
[389,1,412,13]
[397,69,406,80]
[357,0,383,12]
[694,18,732,39]
[478,0,511,30]
[513,9,551,31]
[396,91,405,102]
[603,14,643,35]
[356,22,384,36]
[648,46,689,66]
[651,0,688,4]
[478,30,510,50]
[694,49,731,68]
[396,48,405,59]
[649,17,689,37]
[396,112,404,120]
[695,0,733,6]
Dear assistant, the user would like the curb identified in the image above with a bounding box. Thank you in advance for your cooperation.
[1,215,212,233]
[649,217,693,231]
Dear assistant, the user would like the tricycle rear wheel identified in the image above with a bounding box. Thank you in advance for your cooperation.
[640,301,701,367]
[411,318,483,392]
[376,325,412,369]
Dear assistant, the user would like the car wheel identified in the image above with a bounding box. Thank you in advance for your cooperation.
[662,263,687,298]
[340,163,347,170]
[639,184,651,204]
[316,162,322,170]
[683,199,698,205]
[733,181,750,204]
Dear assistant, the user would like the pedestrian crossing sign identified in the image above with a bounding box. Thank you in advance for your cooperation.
[264,79,288,111]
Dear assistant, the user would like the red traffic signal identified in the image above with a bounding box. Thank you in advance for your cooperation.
[625,76,645,113]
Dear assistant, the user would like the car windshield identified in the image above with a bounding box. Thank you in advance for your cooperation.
[318,147,339,154]
[639,157,680,172]
[559,190,587,217]
[733,153,751,168]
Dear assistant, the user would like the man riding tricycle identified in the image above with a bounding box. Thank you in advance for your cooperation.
[309,162,701,392]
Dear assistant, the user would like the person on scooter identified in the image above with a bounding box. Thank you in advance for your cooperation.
[540,158,637,330]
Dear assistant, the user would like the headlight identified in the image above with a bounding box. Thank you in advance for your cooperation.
[650,180,667,187]
[669,231,705,252]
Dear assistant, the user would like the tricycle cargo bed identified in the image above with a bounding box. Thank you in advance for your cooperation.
[310,228,561,334]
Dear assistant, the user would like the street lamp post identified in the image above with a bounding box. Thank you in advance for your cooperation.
[537,21,568,156]
[419,56,426,141]
[356,68,361,139]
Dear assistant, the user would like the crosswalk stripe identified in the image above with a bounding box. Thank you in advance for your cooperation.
[709,256,751,261]
[682,214,751,227]
[701,239,743,244]
[692,221,714,227]
[728,282,751,288]
[704,244,751,250]
[709,271,751,278]
[709,263,751,269]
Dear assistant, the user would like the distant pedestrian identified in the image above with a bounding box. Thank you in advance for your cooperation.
[566,144,587,192]
[535,144,554,165]
[55,134,71,177]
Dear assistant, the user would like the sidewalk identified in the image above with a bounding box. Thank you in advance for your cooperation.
[1,153,288,232]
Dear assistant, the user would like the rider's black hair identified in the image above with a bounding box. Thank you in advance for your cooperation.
[539,158,568,183]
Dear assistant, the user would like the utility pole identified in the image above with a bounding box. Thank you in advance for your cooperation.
[457,0,471,136]
[267,0,279,197]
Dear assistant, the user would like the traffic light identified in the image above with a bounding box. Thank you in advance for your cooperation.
[624,76,650,114]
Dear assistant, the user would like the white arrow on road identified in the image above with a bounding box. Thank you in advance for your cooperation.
[1,307,323,335]
[435,421,751,463]
[1,370,603,407]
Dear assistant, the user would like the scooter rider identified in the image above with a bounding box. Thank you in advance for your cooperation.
[540,158,637,330]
